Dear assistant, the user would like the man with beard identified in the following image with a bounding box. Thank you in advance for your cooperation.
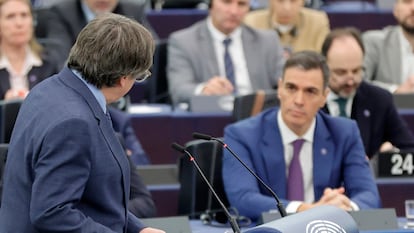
[362,0,414,93]
[321,27,414,159]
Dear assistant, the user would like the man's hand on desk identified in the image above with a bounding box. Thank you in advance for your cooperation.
[297,187,352,212]
[201,76,234,95]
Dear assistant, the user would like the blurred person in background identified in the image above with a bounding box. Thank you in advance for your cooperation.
[0,0,58,100]
[363,0,414,93]
[167,0,285,106]
[321,27,414,159]
[244,0,330,57]
[45,0,154,68]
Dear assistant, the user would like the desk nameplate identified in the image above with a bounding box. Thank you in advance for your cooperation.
[378,152,414,177]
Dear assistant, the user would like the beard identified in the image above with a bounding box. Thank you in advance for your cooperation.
[399,19,414,35]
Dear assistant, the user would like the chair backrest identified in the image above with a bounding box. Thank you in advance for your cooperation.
[177,139,229,218]
[232,90,279,122]
[0,143,9,207]
[0,100,23,144]
[148,39,170,104]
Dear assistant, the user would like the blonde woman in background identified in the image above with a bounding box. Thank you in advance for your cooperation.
[0,0,58,100]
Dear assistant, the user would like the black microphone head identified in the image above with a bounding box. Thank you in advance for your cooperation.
[192,132,212,140]
[171,142,186,153]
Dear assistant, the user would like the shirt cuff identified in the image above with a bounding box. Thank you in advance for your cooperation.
[285,201,303,214]
[350,201,360,211]
[194,83,206,95]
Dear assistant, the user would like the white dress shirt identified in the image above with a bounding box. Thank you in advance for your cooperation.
[194,17,252,95]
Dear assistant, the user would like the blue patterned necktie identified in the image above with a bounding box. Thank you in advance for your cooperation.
[287,139,305,201]
[223,38,236,91]
[335,97,348,117]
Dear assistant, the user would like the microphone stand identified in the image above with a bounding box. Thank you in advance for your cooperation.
[171,143,241,233]
[192,132,287,218]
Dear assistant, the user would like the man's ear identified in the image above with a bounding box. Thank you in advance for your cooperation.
[118,76,128,87]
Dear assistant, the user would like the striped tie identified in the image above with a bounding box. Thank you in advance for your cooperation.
[223,38,236,91]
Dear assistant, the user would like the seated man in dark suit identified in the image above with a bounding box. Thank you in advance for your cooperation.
[321,27,414,159]
[222,51,380,221]
[45,0,154,68]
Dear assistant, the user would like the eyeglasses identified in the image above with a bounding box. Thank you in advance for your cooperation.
[135,70,151,83]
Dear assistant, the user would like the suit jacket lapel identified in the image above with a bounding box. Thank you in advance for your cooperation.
[312,113,335,200]
[385,28,401,82]
[0,69,10,98]
[261,109,288,197]
[199,21,220,79]
[351,82,371,151]
[241,26,260,89]
[58,68,130,205]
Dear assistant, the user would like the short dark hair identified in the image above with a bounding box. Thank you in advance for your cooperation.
[282,51,330,88]
[321,27,365,57]
[67,13,155,88]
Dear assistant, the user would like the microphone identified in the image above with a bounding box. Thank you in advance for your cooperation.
[192,132,288,218]
[171,143,241,233]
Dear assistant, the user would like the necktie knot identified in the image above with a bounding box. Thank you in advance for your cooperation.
[223,38,232,47]
[292,138,305,154]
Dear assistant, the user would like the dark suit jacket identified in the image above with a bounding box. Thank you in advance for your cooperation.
[222,107,381,220]
[0,57,58,99]
[109,107,151,165]
[323,81,414,158]
[46,0,153,68]
[0,68,145,233]
[109,107,156,218]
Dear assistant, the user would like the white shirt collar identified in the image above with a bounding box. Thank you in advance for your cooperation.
[0,47,43,74]
[206,16,242,43]
[81,0,96,22]
[277,109,315,145]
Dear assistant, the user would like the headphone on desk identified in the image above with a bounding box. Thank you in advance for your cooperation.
[200,207,252,227]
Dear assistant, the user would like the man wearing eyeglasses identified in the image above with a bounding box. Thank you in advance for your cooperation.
[0,14,164,233]
[321,27,414,159]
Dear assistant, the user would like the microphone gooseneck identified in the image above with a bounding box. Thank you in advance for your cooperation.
[192,132,288,218]
[171,143,241,233]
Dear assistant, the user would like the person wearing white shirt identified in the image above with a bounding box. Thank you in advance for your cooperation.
[363,0,414,93]
[167,0,285,106]
[222,51,380,220]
